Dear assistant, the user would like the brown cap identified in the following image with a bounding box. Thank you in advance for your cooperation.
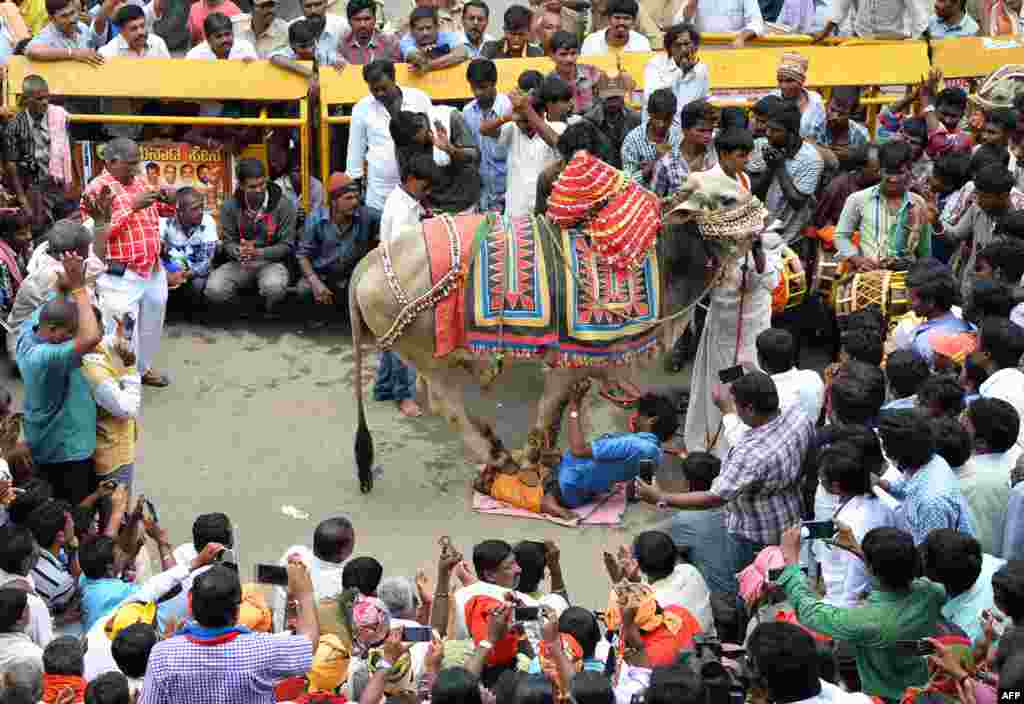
[596,71,636,98]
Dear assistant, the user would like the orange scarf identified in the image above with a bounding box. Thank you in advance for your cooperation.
[43,674,86,703]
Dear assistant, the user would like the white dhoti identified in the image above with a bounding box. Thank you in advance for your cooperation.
[684,232,782,457]
[96,265,168,375]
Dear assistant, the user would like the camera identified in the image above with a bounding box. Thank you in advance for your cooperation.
[690,635,750,704]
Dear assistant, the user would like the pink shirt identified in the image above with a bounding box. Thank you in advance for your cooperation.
[187,0,241,46]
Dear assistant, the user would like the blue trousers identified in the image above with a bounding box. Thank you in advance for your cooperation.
[373,351,416,402]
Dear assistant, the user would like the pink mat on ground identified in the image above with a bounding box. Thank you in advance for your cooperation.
[471,483,627,527]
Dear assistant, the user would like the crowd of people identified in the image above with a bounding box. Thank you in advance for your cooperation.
[0,0,1022,701]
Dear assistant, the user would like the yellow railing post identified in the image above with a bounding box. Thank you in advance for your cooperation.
[300,97,310,215]
[320,94,331,199]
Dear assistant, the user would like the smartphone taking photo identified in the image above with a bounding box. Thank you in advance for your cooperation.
[402,626,433,642]
[255,563,288,586]
[801,520,836,541]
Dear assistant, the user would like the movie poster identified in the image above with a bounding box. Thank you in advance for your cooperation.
[74,142,233,222]
[137,143,231,216]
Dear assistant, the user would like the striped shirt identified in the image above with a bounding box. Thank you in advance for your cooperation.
[621,124,682,189]
[31,548,76,611]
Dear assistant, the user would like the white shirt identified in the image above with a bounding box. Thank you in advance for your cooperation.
[649,564,716,635]
[980,367,1024,451]
[98,32,170,58]
[959,452,1014,558]
[346,86,433,211]
[580,28,651,55]
[643,53,709,128]
[186,37,259,60]
[380,186,425,245]
[792,680,876,704]
[829,0,923,36]
[269,544,346,633]
[815,493,896,607]
[772,367,825,424]
[0,632,43,671]
[497,120,566,219]
[674,0,765,35]
[0,570,52,648]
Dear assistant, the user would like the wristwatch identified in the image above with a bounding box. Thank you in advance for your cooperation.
[477,640,494,652]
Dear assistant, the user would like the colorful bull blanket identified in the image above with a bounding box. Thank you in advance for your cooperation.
[425,214,661,367]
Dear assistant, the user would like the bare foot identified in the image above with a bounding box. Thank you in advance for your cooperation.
[398,399,423,417]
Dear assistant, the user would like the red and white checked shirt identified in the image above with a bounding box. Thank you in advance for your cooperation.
[82,171,175,277]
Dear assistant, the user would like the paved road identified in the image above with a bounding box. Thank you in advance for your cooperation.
[6,316,685,609]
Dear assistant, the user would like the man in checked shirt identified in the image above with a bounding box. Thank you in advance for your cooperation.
[82,138,177,388]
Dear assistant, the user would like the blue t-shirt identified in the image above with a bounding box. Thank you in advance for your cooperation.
[557,432,661,509]
[15,302,96,464]
[398,30,463,59]
[80,576,138,632]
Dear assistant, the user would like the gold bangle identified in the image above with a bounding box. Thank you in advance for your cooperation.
[69,287,86,297]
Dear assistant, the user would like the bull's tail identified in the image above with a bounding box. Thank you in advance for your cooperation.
[350,268,374,494]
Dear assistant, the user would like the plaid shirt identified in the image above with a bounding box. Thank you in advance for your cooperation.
[652,147,718,198]
[621,124,682,189]
[339,30,401,64]
[549,64,605,116]
[710,404,814,544]
[82,171,174,277]
[140,631,313,704]
[887,454,977,545]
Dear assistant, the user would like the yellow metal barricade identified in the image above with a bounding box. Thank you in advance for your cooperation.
[4,56,314,211]
[931,36,1024,80]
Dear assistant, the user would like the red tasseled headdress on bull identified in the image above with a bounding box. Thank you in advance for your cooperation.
[546,151,661,271]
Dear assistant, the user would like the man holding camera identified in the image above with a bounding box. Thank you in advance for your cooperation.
[82,137,177,389]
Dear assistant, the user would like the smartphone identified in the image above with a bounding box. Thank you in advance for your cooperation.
[255,563,288,586]
[718,365,745,384]
[638,458,657,483]
[801,520,836,541]
[892,640,937,656]
[402,626,433,642]
[514,606,540,621]
[768,567,785,581]
[143,498,159,524]
[123,313,136,340]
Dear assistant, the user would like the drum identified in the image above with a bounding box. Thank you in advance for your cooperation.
[833,270,910,322]
[772,246,808,314]
[812,247,842,306]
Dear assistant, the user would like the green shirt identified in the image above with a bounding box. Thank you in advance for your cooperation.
[778,564,946,700]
